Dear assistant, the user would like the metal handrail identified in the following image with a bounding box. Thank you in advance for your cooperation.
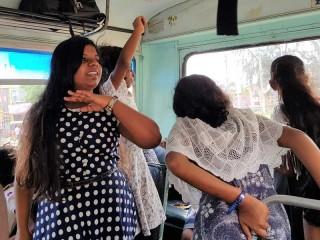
[263,194,320,210]
[147,162,166,168]
[0,6,106,36]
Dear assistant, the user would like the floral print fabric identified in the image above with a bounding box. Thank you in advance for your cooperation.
[194,165,291,240]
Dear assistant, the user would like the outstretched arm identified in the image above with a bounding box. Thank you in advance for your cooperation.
[278,126,320,187]
[64,91,161,149]
[110,16,146,89]
[166,152,270,240]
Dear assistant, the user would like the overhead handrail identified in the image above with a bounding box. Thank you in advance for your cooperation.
[0,6,106,37]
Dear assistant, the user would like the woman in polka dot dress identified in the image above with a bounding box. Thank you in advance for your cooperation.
[14,33,161,240]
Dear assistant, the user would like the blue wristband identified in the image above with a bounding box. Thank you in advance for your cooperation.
[227,191,245,214]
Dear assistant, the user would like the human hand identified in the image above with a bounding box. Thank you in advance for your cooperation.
[133,16,147,35]
[238,194,270,240]
[64,90,110,112]
[275,152,295,176]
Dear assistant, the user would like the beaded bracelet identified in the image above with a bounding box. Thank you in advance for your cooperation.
[227,190,245,214]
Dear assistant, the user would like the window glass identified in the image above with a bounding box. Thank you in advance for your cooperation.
[0,85,45,146]
[0,49,50,146]
[186,39,320,117]
[0,49,51,80]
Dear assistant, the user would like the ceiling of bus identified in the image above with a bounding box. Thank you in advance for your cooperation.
[106,0,185,29]
[2,0,319,28]
[94,0,186,47]
[0,0,186,48]
[0,0,185,29]
[1,0,320,49]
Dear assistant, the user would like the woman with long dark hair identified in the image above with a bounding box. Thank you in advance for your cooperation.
[14,34,161,240]
[270,55,320,240]
[166,74,320,240]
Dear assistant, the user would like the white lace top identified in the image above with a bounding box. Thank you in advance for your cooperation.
[101,77,166,236]
[271,105,288,125]
[166,108,287,207]
[271,105,302,178]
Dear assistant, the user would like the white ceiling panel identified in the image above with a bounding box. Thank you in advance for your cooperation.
[106,0,186,29]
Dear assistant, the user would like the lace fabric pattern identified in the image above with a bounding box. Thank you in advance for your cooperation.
[271,105,288,125]
[101,78,166,236]
[166,108,287,206]
[101,79,136,109]
[271,105,302,178]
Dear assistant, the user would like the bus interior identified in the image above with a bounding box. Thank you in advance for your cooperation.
[1,0,320,239]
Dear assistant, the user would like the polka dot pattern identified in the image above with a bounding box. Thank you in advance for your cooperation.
[33,108,137,239]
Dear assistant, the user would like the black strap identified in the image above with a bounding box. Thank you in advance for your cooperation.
[217,0,238,35]
[68,18,75,36]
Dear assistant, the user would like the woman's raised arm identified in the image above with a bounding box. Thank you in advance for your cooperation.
[109,16,146,89]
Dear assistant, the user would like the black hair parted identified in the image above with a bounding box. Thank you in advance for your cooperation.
[49,36,101,103]
[173,74,230,128]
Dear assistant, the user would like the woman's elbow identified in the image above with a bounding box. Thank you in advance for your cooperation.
[138,128,161,148]
[166,153,182,173]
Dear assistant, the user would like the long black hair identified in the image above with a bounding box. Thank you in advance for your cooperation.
[16,36,101,199]
[173,74,230,128]
[271,55,320,146]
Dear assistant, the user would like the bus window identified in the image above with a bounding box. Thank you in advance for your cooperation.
[0,49,50,146]
[185,39,320,117]
[0,85,45,146]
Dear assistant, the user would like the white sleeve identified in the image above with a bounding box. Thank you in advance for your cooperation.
[165,115,289,207]
[167,114,288,184]
[270,105,291,171]
[166,122,202,208]
[271,105,288,124]
[100,76,137,110]
[100,76,128,98]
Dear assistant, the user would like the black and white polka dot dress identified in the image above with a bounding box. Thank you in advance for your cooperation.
[33,107,137,240]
